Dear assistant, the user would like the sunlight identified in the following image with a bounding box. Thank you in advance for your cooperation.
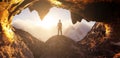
[36,7,72,30]
[12,7,95,42]
[39,14,58,29]
[49,0,62,7]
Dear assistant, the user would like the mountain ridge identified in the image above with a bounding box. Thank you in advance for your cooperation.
[14,28,45,58]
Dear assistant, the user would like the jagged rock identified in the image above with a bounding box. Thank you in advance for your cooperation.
[0,31,34,58]
[14,28,45,58]
[78,22,120,58]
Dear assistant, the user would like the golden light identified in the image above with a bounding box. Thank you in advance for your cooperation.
[49,0,62,7]
[6,0,23,4]
[0,8,14,43]
[39,14,58,29]
[113,53,120,58]
[105,24,111,37]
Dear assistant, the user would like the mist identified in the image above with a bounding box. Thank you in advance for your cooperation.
[12,7,95,42]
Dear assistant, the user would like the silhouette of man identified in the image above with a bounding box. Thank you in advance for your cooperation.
[58,20,62,35]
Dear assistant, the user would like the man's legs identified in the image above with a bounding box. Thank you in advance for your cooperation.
[58,29,59,35]
[60,29,62,35]
[58,28,62,35]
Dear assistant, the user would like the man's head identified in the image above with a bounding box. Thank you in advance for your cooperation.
[59,19,61,22]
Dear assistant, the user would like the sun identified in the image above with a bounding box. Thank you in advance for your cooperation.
[40,14,58,29]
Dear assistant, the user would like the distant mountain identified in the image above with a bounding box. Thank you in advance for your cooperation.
[64,19,95,42]
[13,8,40,22]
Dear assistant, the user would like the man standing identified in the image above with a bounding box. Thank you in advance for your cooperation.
[58,20,62,35]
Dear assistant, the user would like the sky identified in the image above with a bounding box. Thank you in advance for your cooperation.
[12,7,95,42]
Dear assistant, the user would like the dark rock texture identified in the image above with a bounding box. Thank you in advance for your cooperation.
[0,31,34,58]
[78,22,120,58]
[14,28,45,58]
